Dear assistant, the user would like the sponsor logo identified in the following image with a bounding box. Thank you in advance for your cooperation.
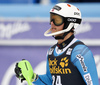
[67,18,76,22]
[52,5,61,11]
[0,22,30,39]
[66,48,72,55]
[84,73,93,85]
[49,57,71,74]
[74,12,80,16]
[62,42,66,47]
[48,48,54,55]
[76,54,87,72]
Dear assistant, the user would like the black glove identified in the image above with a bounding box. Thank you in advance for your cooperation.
[14,63,25,82]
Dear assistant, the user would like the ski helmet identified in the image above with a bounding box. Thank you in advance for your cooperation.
[44,3,82,38]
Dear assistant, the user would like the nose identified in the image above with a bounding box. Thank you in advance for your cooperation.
[50,21,55,25]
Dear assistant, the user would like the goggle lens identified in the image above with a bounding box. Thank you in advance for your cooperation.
[50,13,64,26]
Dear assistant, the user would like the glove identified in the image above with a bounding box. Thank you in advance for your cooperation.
[14,59,37,85]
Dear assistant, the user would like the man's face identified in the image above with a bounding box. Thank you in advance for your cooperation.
[50,13,64,36]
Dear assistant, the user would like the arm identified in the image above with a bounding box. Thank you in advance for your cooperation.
[15,55,52,85]
[33,55,52,85]
[71,44,99,85]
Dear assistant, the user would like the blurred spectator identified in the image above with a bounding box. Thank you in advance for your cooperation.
[40,0,69,4]
[50,0,68,3]
[33,0,40,3]
[40,0,50,4]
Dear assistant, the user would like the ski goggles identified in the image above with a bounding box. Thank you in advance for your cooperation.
[50,13,64,26]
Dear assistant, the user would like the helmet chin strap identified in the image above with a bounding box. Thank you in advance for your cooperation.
[53,31,70,40]
[44,23,74,37]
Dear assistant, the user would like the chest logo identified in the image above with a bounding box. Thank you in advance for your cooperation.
[49,57,71,74]
[60,57,69,68]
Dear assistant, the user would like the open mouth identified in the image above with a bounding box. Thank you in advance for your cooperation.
[51,28,56,32]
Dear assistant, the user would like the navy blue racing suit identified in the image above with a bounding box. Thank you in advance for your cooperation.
[33,35,99,85]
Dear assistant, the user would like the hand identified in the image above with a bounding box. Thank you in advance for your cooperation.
[15,62,26,82]
[14,59,37,85]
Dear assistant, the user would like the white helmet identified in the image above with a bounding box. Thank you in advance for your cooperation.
[44,3,82,38]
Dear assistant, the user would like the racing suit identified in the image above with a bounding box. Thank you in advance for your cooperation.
[33,35,99,85]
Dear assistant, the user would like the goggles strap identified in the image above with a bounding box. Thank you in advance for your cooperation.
[63,19,70,30]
